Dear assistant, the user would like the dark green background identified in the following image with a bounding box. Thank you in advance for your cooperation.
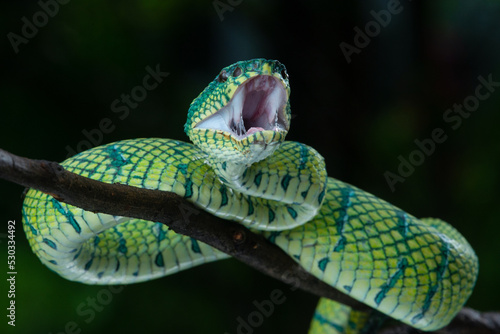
[1,1,499,333]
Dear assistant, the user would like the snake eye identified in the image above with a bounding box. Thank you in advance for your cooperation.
[218,70,229,83]
[232,66,242,77]
[281,69,288,81]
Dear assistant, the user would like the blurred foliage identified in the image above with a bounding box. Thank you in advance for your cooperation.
[1,0,499,333]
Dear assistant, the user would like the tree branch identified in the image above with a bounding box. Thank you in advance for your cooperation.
[379,308,500,334]
[0,148,365,309]
[0,147,497,333]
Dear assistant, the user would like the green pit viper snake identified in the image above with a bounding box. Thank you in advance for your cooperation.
[22,59,478,333]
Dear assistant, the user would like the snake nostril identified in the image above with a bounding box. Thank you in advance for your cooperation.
[232,66,242,77]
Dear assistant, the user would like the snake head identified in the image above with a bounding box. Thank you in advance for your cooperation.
[184,59,291,165]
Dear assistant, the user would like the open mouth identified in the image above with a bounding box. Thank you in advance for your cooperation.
[194,75,288,139]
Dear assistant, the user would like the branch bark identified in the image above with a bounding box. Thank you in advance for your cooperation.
[0,148,365,309]
[0,147,497,333]
[379,308,500,334]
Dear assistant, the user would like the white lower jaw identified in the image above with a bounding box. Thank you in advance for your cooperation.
[195,110,233,133]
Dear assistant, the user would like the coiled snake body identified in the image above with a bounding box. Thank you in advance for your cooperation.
[22,59,478,333]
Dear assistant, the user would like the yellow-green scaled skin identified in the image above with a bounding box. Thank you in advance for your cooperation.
[22,59,478,333]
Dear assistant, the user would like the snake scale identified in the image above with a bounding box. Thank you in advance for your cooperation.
[22,59,478,333]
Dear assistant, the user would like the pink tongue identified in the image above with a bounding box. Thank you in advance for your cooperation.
[246,127,265,135]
